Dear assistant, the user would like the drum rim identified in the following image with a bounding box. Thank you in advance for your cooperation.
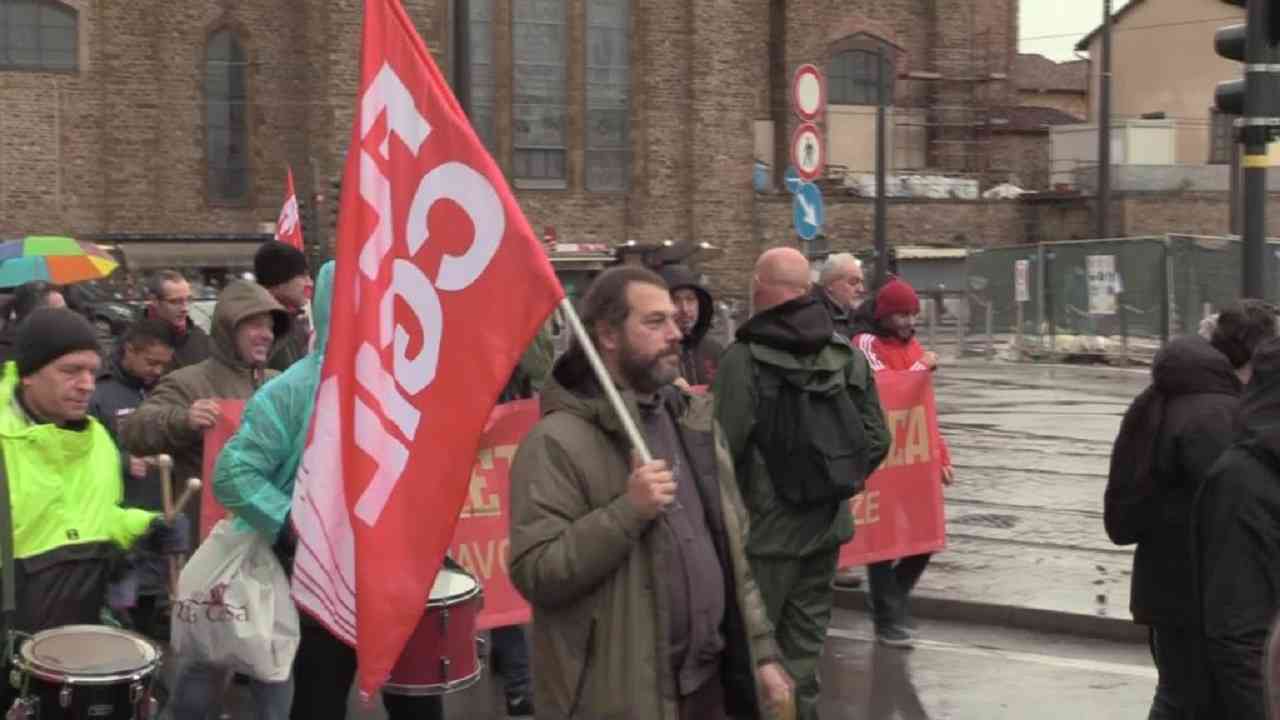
[15,625,161,685]
[383,665,483,696]
[426,583,481,607]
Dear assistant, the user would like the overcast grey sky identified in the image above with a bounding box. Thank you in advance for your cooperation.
[1020,0,1134,61]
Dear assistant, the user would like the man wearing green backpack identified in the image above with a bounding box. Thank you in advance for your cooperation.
[714,247,891,720]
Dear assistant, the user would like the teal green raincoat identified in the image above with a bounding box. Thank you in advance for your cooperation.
[212,262,334,539]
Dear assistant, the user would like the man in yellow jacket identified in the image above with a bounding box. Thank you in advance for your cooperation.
[0,307,187,636]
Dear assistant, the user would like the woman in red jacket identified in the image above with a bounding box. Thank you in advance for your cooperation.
[852,277,954,647]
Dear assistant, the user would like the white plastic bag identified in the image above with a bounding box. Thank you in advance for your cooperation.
[171,520,300,682]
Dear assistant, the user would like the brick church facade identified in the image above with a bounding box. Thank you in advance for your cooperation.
[0,0,1025,297]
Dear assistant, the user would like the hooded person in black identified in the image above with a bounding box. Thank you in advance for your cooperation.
[1108,299,1277,719]
[659,264,724,386]
[1193,335,1280,720]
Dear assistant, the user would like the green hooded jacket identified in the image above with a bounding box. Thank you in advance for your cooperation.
[213,262,333,539]
[713,294,891,559]
[509,349,781,720]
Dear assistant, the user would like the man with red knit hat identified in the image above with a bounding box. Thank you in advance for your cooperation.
[852,275,954,648]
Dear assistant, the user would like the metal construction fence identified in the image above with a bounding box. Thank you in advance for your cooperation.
[955,234,1280,362]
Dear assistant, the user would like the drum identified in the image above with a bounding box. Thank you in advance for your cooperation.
[7,625,161,720]
[384,567,483,696]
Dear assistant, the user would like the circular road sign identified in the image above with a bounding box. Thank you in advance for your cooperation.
[791,123,825,182]
[791,64,826,121]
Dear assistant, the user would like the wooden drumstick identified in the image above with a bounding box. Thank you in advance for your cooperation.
[153,454,175,522]
[172,478,202,520]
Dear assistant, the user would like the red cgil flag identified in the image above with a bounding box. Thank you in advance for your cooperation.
[274,167,305,250]
[287,0,564,696]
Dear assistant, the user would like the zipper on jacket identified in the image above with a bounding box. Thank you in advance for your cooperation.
[569,617,597,718]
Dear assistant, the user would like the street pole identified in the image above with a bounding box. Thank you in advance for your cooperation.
[1096,0,1112,240]
[1231,125,1243,236]
[1243,0,1271,298]
[454,0,472,117]
[874,46,889,289]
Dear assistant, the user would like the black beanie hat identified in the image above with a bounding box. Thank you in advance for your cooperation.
[14,307,101,377]
[254,241,309,288]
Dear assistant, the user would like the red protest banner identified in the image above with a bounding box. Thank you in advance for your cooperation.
[449,399,539,630]
[839,370,947,567]
[199,399,245,541]
[196,372,944,632]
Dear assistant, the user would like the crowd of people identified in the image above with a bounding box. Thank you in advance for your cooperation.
[0,238,966,720]
[35,233,1280,720]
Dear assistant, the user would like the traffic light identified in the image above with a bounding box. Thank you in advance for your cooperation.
[1214,22,1247,115]
[1214,1,1280,119]
[1212,0,1280,299]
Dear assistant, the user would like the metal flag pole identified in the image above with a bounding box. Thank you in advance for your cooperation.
[555,297,654,464]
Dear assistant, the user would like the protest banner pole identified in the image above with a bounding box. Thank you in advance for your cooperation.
[556,297,654,464]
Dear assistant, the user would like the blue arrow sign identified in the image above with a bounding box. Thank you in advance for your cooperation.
[793,181,824,241]
[783,166,804,195]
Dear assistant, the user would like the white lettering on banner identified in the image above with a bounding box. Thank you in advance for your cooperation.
[357,63,432,281]
[405,162,505,291]
[353,396,410,524]
[346,65,506,527]
[383,259,443,394]
[362,63,432,161]
[356,343,421,438]
[278,196,300,236]
[358,153,393,281]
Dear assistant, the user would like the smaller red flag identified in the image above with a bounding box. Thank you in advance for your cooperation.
[275,167,304,250]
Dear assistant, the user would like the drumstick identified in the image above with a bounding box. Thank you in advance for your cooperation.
[154,454,175,522]
[172,478,202,520]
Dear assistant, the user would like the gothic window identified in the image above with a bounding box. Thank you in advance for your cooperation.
[468,0,496,150]
[829,44,894,106]
[585,0,630,191]
[0,0,77,72]
[513,0,568,187]
[205,29,250,203]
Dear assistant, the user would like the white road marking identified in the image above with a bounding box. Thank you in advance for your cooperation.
[826,628,1157,680]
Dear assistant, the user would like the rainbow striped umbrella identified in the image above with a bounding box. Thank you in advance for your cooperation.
[0,236,119,288]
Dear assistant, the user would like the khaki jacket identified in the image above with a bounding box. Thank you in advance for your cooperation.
[509,350,781,720]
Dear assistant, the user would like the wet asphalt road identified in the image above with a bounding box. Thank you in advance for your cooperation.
[329,608,1154,719]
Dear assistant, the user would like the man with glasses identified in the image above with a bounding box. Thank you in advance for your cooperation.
[144,270,211,371]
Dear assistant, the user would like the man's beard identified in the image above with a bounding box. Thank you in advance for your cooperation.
[620,338,681,394]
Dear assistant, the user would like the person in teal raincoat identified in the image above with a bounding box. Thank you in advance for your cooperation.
[211,262,442,720]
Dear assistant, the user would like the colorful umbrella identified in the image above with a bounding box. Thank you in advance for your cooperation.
[0,236,119,288]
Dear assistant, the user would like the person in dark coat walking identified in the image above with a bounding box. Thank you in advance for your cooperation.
[1194,335,1280,720]
[1108,299,1277,719]
[88,319,177,639]
[143,270,213,371]
[659,264,724,386]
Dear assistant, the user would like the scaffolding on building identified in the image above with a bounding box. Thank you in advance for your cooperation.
[892,1,1011,190]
